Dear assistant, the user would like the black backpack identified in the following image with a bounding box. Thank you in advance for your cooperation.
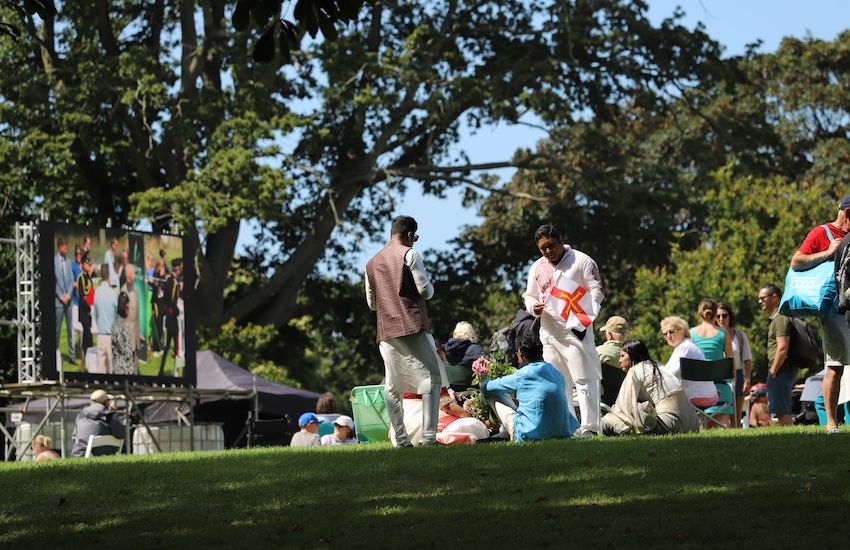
[836,235,850,311]
[788,317,820,369]
[489,310,540,368]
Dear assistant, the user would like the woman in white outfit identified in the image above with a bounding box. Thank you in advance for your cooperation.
[661,316,717,407]
[602,340,700,435]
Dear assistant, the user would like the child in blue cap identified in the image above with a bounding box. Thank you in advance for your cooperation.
[290,412,321,447]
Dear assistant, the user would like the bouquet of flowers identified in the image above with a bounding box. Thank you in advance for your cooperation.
[460,390,489,423]
[471,349,515,385]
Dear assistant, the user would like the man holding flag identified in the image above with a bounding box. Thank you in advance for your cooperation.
[523,224,606,436]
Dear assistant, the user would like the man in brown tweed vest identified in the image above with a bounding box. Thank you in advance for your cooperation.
[366,215,445,446]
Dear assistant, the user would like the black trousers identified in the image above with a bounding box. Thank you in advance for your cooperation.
[158,326,178,376]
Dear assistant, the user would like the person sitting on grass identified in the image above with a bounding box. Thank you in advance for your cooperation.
[31,435,60,461]
[389,385,477,446]
[315,392,340,437]
[320,415,359,446]
[290,413,321,447]
[480,331,579,442]
[749,384,772,427]
[601,340,700,436]
[444,321,485,369]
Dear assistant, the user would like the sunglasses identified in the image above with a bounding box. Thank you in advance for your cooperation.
[661,329,678,337]
[757,295,773,302]
[717,313,729,320]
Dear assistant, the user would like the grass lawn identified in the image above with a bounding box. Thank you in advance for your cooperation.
[1,427,848,548]
[58,325,179,377]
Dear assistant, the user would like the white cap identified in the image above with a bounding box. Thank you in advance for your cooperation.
[333,415,355,429]
[90,389,112,404]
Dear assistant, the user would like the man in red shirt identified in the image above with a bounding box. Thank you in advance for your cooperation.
[791,195,850,433]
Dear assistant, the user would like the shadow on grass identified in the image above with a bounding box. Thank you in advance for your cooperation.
[1,429,849,548]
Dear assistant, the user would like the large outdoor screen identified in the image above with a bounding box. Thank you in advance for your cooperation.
[39,221,196,385]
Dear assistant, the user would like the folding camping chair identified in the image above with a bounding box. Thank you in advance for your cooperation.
[84,434,124,457]
[680,357,735,429]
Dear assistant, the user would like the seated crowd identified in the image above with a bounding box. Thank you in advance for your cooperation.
[291,296,789,448]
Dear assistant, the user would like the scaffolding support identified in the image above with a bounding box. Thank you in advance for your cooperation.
[15,222,40,383]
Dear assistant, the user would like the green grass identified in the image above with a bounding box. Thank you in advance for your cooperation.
[2,427,849,548]
[57,324,179,377]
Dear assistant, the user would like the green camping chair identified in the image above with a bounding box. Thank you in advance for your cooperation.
[444,363,473,392]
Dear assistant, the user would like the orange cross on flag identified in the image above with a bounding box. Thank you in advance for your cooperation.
[544,274,600,331]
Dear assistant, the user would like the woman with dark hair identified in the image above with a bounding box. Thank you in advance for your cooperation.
[111,291,137,375]
[717,303,752,427]
[315,392,341,438]
[601,340,700,436]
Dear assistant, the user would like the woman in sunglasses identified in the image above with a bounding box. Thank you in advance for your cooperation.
[660,315,717,407]
[716,302,752,426]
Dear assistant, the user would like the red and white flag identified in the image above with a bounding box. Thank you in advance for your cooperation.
[544,274,600,331]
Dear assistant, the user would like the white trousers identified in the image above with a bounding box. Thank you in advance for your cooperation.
[493,400,517,441]
[379,331,443,446]
[543,343,601,434]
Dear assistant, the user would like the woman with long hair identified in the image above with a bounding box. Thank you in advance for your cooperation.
[601,340,700,436]
[716,303,753,427]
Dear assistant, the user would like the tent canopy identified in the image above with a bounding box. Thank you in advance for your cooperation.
[193,350,320,418]
[6,351,321,422]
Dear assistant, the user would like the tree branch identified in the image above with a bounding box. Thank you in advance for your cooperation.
[180,0,201,97]
[95,0,119,56]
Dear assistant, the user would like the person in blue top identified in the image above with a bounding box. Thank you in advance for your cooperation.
[481,331,579,442]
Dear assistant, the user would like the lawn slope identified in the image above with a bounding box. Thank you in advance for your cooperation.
[1,428,848,548]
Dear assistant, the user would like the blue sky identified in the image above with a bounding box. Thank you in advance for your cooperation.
[369,0,849,263]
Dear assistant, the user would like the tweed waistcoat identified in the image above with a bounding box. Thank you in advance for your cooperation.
[366,241,432,342]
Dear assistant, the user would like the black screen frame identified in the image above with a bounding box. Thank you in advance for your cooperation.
[38,221,197,387]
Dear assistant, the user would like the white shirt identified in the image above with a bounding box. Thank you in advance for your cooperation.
[664,339,715,400]
[522,247,605,380]
[730,329,752,371]
[523,247,604,344]
[365,247,433,311]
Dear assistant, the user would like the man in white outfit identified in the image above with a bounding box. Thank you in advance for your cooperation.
[523,224,605,435]
[365,215,447,447]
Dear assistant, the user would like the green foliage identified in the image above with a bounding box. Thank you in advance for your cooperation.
[629,168,834,380]
[198,317,276,369]
[233,0,371,63]
[199,317,302,387]
[448,31,850,367]
[248,362,301,387]
[471,348,514,386]
[2,3,850,394]
[273,276,384,397]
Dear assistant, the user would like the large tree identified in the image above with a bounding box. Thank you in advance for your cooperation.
[0,0,725,337]
[628,169,833,379]
[447,31,850,336]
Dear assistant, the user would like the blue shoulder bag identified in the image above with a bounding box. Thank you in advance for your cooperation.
[780,225,839,317]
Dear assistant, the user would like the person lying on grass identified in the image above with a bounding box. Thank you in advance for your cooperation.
[480,331,579,442]
[390,387,482,445]
[320,415,359,446]
[601,340,700,436]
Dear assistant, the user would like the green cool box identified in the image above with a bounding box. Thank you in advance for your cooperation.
[350,385,390,442]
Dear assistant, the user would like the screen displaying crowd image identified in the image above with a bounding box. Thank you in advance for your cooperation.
[52,228,187,378]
